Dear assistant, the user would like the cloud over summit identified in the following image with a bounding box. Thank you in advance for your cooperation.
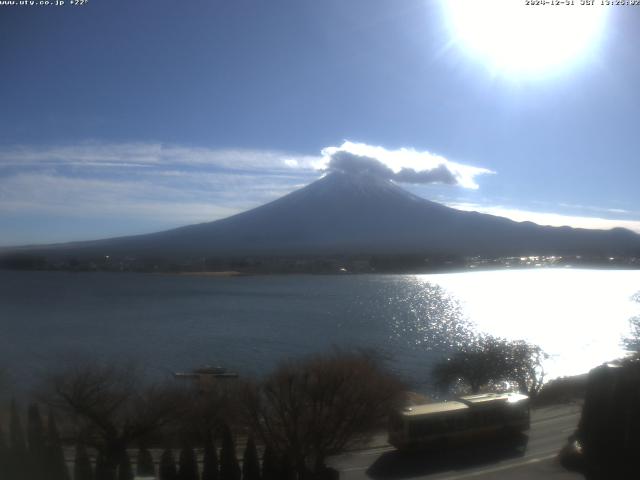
[327,151,458,185]
[320,141,493,189]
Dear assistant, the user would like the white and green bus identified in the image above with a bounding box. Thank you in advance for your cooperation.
[388,392,530,450]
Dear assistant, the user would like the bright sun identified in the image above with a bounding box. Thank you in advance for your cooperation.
[442,0,608,76]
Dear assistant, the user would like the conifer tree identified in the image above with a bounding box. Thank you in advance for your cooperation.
[219,425,240,480]
[73,443,94,480]
[178,444,198,480]
[47,410,70,480]
[136,446,155,477]
[27,403,46,480]
[241,437,260,480]
[201,438,219,480]
[117,450,134,480]
[0,423,9,479]
[10,399,29,480]
[280,453,296,480]
[159,449,178,480]
[260,445,278,480]
[95,451,114,480]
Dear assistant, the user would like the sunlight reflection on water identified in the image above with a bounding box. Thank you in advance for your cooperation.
[386,280,474,351]
[415,269,640,379]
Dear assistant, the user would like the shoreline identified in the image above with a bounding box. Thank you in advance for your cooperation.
[3,264,640,277]
[162,270,246,277]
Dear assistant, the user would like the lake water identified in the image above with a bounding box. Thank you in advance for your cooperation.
[0,269,638,394]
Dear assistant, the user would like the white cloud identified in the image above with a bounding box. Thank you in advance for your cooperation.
[0,142,318,244]
[0,140,492,189]
[557,202,632,216]
[0,170,303,236]
[0,142,321,172]
[318,141,494,189]
[449,202,640,234]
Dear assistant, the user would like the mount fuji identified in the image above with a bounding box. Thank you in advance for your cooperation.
[6,171,640,260]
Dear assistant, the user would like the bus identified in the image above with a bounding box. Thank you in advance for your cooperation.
[388,392,530,450]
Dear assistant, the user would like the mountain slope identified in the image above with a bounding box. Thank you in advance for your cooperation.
[10,171,640,258]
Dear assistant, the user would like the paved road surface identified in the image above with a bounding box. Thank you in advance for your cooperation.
[329,404,584,480]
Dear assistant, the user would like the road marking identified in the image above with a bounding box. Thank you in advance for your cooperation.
[345,446,395,457]
[531,414,579,427]
[338,451,559,474]
[434,453,557,480]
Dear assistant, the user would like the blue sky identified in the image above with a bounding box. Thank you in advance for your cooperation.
[1,0,639,246]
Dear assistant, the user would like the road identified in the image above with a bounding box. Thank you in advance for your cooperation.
[329,404,584,480]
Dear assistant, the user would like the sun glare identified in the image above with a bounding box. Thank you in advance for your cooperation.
[422,269,640,379]
[442,0,608,76]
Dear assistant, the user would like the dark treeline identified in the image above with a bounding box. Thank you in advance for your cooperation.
[0,402,68,480]
[0,350,403,480]
[3,330,636,479]
[0,401,336,480]
[2,251,639,275]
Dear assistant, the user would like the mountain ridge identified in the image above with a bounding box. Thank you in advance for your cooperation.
[3,171,640,260]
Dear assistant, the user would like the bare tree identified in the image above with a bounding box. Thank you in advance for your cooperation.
[178,444,198,480]
[433,335,547,398]
[201,438,219,480]
[623,317,640,351]
[27,403,47,480]
[260,445,278,480]
[47,410,71,480]
[117,450,134,480]
[135,446,155,477]
[622,292,640,352]
[73,443,94,480]
[241,436,260,480]
[219,424,240,480]
[159,449,178,480]
[243,349,404,479]
[9,399,29,480]
[42,362,186,476]
[179,380,244,444]
[507,340,548,397]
